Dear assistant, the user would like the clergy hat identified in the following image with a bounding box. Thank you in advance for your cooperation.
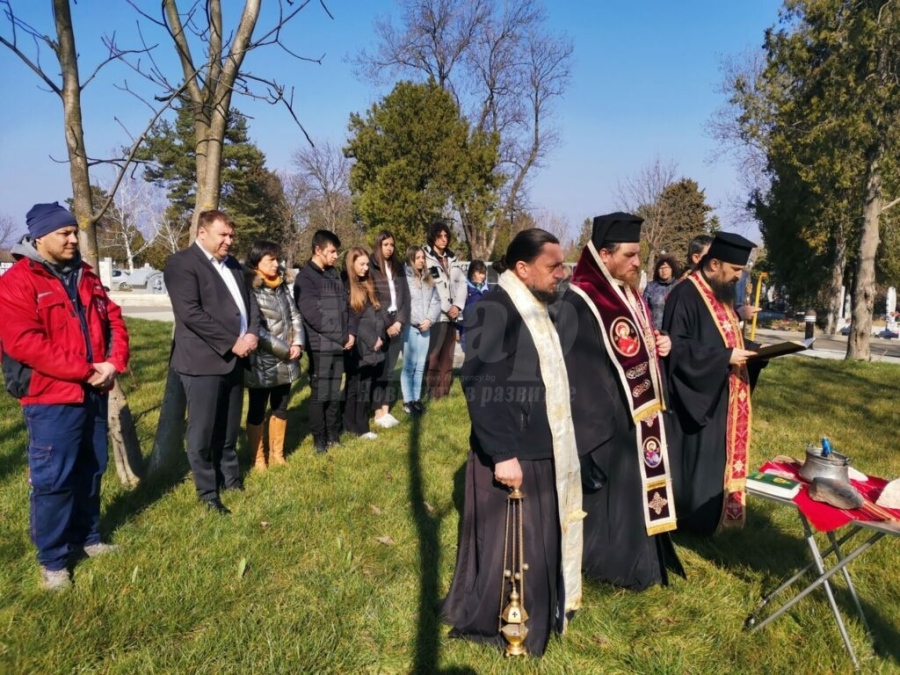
[707,231,756,266]
[591,212,643,249]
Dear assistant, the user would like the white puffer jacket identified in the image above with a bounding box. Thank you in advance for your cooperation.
[422,245,467,322]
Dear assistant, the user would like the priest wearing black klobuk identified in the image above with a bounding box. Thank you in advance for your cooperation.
[441,229,584,656]
[554,212,684,591]
[662,231,758,536]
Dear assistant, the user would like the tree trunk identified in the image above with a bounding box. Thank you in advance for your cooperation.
[460,209,490,260]
[54,0,98,266]
[54,0,142,485]
[467,227,490,261]
[190,113,227,239]
[824,229,846,336]
[107,380,144,486]
[150,0,261,475]
[846,150,883,361]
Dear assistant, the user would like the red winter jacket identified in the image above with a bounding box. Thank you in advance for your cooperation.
[0,257,130,405]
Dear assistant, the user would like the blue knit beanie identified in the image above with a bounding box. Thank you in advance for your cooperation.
[26,202,77,239]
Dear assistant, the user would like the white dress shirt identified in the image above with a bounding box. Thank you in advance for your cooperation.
[385,264,397,313]
[195,240,248,336]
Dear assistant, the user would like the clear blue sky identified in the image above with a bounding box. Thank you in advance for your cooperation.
[0,0,784,243]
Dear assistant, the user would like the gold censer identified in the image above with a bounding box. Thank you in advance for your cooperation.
[499,487,529,656]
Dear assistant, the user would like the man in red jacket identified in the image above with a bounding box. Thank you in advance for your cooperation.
[0,202,130,591]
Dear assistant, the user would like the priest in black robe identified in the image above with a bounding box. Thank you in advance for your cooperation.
[441,229,584,657]
[554,212,683,591]
[662,232,758,536]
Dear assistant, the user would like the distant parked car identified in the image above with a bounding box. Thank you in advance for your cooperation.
[111,269,132,291]
[839,324,898,339]
[120,264,166,294]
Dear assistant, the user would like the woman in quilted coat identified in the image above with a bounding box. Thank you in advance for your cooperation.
[244,240,304,470]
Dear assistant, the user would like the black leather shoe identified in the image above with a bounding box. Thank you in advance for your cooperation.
[203,497,231,515]
[224,482,244,492]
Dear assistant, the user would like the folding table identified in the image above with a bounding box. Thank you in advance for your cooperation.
[744,462,900,670]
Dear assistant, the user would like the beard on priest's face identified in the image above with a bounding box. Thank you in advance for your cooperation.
[707,275,737,304]
[621,270,641,293]
[529,282,561,304]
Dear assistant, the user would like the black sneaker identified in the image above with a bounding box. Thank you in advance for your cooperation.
[413,401,425,415]
[313,435,328,454]
[402,402,413,415]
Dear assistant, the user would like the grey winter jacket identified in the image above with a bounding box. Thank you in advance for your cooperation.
[245,273,304,388]
[422,245,467,322]
[405,265,441,327]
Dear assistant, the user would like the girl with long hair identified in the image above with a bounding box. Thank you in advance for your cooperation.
[401,246,441,414]
[342,247,385,438]
[369,230,410,428]
[244,240,304,470]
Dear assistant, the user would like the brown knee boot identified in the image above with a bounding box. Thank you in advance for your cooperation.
[247,423,266,471]
[268,416,288,466]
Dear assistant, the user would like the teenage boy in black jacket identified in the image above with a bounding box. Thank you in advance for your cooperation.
[294,230,349,453]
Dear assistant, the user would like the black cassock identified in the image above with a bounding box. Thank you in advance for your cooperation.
[441,287,565,656]
[662,279,736,536]
[553,289,683,591]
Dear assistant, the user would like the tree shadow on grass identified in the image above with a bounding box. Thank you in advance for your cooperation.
[859,597,900,664]
[282,381,310,461]
[406,410,477,675]
[103,368,312,538]
[673,507,811,582]
[100,455,188,540]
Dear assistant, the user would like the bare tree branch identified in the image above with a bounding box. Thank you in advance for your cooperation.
[0,0,62,94]
[81,33,156,90]
[162,0,205,106]
[92,80,197,227]
[0,213,21,249]
[354,0,572,258]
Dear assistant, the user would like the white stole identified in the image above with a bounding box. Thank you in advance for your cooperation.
[498,270,585,617]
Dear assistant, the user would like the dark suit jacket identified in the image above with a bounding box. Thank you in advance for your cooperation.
[164,243,260,376]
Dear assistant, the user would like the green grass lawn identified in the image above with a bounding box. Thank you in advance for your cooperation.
[1,317,900,673]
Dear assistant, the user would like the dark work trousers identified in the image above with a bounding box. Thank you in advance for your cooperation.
[372,331,402,410]
[180,366,244,501]
[343,361,377,435]
[24,390,109,571]
[425,320,457,399]
[246,384,291,425]
[308,350,344,442]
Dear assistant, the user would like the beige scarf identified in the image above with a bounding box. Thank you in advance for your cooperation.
[498,270,585,616]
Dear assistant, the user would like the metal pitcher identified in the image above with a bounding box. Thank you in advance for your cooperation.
[799,444,851,483]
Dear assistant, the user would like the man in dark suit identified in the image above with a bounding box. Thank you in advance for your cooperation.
[164,210,260,514]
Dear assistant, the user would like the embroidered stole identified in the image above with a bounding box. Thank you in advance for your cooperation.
[570,242,677,536]
[688,271,752,530]
[498,271,585,617]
